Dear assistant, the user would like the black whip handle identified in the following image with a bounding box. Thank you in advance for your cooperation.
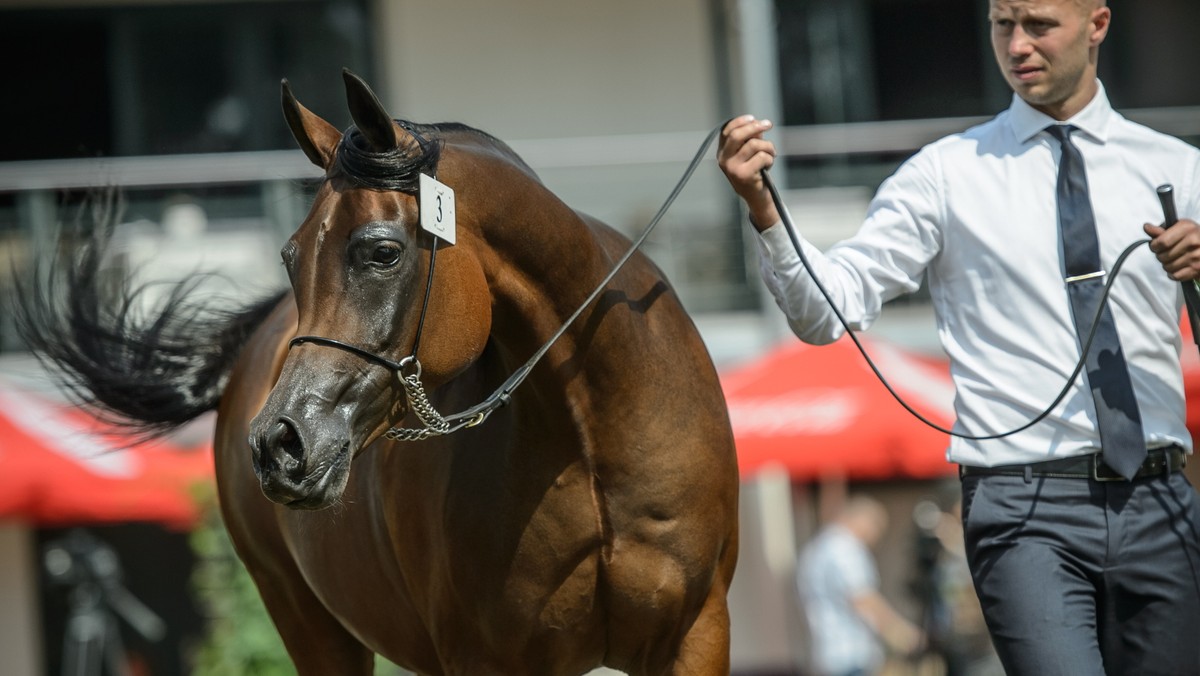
[1157,184,1200,349]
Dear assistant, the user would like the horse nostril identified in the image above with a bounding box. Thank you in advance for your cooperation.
[254,418,306,477]
[266,420,287,449]
[270,418,305,465]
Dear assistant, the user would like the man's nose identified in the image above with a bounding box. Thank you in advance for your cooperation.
[1008,27,1034,57]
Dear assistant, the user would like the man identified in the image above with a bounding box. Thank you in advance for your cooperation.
[797,496,923,676]
[719,0,1200,673]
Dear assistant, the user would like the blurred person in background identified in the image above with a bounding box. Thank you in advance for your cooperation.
[797,495,923,676]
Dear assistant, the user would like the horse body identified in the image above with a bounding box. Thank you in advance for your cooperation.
[22,72,738,675]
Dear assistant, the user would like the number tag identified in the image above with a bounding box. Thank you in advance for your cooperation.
[419,173,456,245]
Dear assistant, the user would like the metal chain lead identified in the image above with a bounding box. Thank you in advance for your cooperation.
[384,364,452,441]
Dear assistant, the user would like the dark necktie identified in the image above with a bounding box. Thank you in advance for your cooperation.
[1047,124,1145,479]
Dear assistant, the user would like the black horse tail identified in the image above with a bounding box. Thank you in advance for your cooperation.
[13,192,285,442]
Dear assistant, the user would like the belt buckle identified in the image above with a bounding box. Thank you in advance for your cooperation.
[1091,454,1125,482]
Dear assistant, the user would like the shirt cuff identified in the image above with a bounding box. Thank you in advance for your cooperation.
[755,219,802,267]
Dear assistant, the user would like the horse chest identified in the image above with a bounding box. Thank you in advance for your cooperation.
[279,452,607,640]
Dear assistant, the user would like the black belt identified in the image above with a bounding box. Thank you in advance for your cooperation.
[959,446,1187,482]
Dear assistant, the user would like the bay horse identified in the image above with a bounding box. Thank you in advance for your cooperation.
[19,70,739,675]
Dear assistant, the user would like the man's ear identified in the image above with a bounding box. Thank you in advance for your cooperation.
[1088,6,1111,49]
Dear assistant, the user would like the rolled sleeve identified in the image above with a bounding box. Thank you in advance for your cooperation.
[753,148,945,344]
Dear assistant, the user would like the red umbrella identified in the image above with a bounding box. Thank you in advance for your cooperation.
[1178,317,1200,439]
[0,379,213,530]
[722,335,956,481]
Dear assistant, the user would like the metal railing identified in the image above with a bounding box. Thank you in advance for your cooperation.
[1,105,1196,353]
[3,105,1196,191]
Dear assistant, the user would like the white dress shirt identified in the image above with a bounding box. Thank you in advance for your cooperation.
[756,82,1200,466]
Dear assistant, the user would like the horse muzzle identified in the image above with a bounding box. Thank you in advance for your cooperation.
[249,416,352,509]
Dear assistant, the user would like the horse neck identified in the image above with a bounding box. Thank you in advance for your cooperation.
[475,180,631,393]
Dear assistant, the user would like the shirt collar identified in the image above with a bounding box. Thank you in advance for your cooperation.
[1007,80,1114,145]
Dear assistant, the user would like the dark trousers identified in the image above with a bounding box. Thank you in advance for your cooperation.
[961,471,1200,675]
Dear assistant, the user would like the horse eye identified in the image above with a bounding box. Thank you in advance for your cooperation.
[368,242,402,267]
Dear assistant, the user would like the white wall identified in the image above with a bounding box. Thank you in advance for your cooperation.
[370,0,737,314]
[374,0,718,140]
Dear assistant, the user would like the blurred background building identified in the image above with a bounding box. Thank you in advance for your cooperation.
[0,0,1198,674]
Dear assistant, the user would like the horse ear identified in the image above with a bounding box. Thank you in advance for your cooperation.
[281,79,340,168]
[342,68,399,152]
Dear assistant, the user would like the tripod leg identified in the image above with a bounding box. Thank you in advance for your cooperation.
[102,614,132,676]
[63,610,104,676]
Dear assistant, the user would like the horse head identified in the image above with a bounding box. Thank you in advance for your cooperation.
[248,71,493,509]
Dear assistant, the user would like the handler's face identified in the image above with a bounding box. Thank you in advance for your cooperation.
[989,0,1110,120]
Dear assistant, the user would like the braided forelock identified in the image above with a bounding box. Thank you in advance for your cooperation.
[334,122,443,194]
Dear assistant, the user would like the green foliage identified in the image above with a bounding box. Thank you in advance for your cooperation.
[188,496,295,676]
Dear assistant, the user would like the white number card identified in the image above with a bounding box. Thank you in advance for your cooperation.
[419,173,456,245]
